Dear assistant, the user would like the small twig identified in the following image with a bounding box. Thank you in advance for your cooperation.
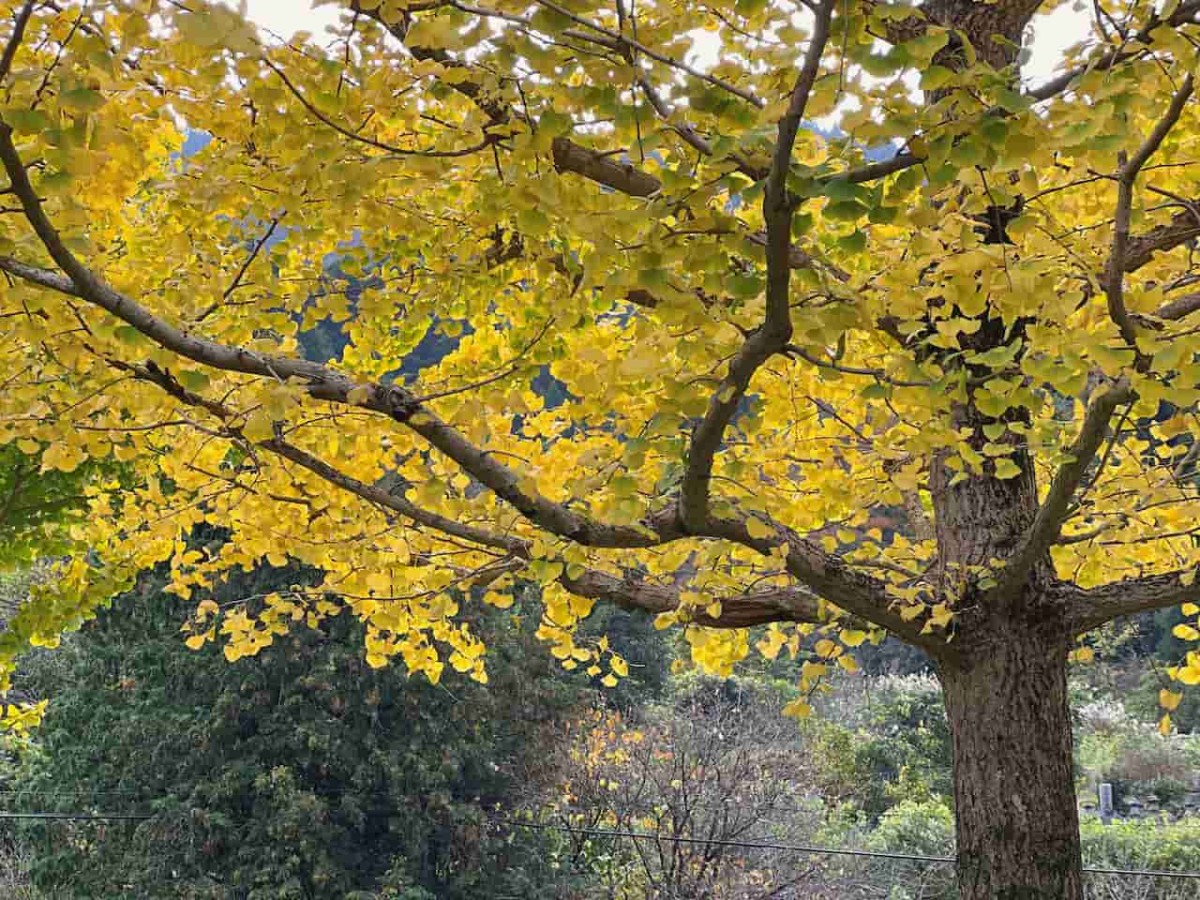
[195,216,282,323]
[265,59,492,158]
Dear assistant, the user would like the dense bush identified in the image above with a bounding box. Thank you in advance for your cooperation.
[1082,818,1200,900]
[806,674,952,822]
[865,799,954,858]
[533,673,823,900]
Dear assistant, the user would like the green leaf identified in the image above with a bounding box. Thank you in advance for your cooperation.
[949,138,987,169]
[993,86,1030,112]
[860,52,900,78]
[58,88,105,113]
[728,272,764,299]
[860,382,888,400]
[906,30,951,65]
[838,229,868,254]
[638,268,670,291]
[966,340,1023,370]
[516,207,550,235]
[824,200,867,222]
[919,66,956,92]
[823,179,870,203]
[4,108,51,134]
[177,370,211,392]
[868,204,898,225]
[114,326,148,346]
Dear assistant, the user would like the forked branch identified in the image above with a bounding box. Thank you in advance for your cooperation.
[1104,74,1194,351]
[112,356,832,630]
[678,0,834,531]
[0,123,664,550]
[0,11,934,647]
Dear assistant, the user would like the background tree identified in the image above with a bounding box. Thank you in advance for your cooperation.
[537,676,820,899]
[7,550,611,899]
[0,1,1199,896]
[0,442,100,576]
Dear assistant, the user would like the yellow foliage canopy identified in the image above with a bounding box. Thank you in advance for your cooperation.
[0,0,1197,693]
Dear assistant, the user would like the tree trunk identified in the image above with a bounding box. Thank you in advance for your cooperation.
[938,630,1082,900]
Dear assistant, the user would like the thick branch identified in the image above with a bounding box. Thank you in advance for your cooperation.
[0,1,35,87]
[678,0,833,530]
[701,515,948,655]
[1147,292,1200,323]
[350,2,666,198]
[1123,204,1200,274]
[1105,75,1194,350]
[127,358,826,629]
[353,2,914,199]
[0,25,938,649]
[0,122,665,549]
[113,358,525,554]
[562,570,821,627]
[1028,1,1200,102]
[0,225,915,638]
[1069,571,1200,635]
[548,138,660,197]
[0,252,661,547]
[992,377,1134,599]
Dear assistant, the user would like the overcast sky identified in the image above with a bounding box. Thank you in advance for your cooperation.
[239,0,1092,97]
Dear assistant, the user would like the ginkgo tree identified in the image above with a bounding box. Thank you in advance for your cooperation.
[0,0,1198,895]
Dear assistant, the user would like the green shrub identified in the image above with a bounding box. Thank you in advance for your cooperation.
[865,799,954,858]
[1082,817,1200,900]
[807,675,952,821]
[1081,817,1200,870]
[860,799,956,900]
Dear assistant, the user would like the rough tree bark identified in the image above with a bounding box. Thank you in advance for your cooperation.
[925,409,1090,900]
[913,3,1092,893]
[938,622,1082,899]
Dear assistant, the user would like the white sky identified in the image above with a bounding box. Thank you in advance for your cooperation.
[240,0,1093,95]
[243,0,341,44]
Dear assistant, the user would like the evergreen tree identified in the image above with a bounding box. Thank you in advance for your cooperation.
[12,558,606,899]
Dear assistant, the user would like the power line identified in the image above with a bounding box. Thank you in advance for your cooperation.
[491,818,1200,881]
[5,807,1200,882]
[493,817,954,865]
[0,812,150,821]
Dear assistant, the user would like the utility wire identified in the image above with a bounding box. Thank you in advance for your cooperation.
[492,817,1200,880]
[4,808,1200,881]
[494,817,954,864]
[0,812,150,821]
